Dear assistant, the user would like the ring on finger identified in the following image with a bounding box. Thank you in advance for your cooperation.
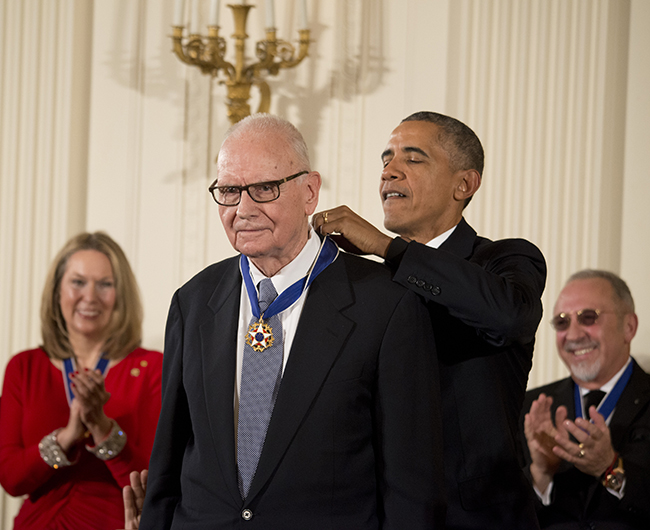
[323,211,329,224]
[578,443,585,458]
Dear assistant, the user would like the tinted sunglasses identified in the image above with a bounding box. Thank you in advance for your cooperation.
[550,309,608,331]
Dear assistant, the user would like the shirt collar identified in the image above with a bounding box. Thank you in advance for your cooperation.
[580,357,632,395]
[247,227,321,295]
[425,224,458,249]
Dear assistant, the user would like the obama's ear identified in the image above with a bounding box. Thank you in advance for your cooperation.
[454,169,481,204]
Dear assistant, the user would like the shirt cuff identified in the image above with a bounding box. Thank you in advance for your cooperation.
[606,478,626,499]
[534,481,554,506]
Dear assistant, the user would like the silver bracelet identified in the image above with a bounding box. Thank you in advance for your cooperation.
[38,429,78,469]
[85,420,127,460]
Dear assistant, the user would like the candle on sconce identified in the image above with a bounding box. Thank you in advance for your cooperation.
[173,0,186,26]
[266,0,275,29]
[209,0,220,26]
[299,0,308,29]
[190,0,200,33]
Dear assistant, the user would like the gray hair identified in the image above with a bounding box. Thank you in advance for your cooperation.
[567,269,635,313]
[220,113,311,170]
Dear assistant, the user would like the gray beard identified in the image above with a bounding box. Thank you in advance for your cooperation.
[569,357,602,382]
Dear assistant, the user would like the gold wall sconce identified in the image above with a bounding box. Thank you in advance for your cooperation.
[171,0,311,124]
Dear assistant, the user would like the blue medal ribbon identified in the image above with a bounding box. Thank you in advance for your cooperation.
[62,356,110,407]
[573,360,633,423]
[240,235,339,321]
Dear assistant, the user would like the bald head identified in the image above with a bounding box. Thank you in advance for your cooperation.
[219,113,311,173]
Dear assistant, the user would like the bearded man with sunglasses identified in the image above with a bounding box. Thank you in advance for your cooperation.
[521,269,650,529]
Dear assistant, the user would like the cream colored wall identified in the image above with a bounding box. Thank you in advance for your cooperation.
[1,0,649,526]
[621,0,650,371]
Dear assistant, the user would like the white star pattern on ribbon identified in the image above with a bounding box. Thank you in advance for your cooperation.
[246,320,274,352]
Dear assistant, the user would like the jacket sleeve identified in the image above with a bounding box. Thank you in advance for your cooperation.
[0,355,57,496]
[139,292,191,530]
[102,351,163,488]
[388,237,546,347]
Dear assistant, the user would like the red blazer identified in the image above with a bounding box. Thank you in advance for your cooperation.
[0,347,162,530]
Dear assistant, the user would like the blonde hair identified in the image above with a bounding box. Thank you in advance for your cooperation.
[40,232,143,360]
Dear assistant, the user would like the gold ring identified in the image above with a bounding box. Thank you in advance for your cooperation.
[578,443,585,458]
[323,212,329,224]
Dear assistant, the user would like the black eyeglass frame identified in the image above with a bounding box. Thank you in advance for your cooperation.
[550,308,616,332]
[208,170,309,206]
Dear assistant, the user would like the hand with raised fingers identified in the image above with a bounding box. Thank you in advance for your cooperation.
[524,393,563,492]
[123,469,148,530]
[312,206,392,258]
[552,407,617,478]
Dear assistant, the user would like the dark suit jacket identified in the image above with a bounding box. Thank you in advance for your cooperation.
[520,359,650,529]
[140,250,446,529]
[385,217,546,530]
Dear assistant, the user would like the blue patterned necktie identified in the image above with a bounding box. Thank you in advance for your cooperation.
[237,278,284,499]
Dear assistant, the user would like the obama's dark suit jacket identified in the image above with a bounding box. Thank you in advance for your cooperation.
[385,218,546,530]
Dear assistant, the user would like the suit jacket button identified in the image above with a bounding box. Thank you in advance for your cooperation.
[416,279,425,288]
[431,286,441,295]
[407,275,417,284]
[241,508,253,521]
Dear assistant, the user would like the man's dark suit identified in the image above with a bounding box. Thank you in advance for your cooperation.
[520,359,650,529]
[385,217,546,529]
[140,249,446,529]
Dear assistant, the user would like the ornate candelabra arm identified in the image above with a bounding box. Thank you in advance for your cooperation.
[276,29,311,69]
[250,29,310,78]
[171,25,234,77]
[250,29,279,74]
[206,26,236,79]
[171,26,196,66]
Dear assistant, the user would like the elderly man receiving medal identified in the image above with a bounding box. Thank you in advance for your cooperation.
[138,114,446,530]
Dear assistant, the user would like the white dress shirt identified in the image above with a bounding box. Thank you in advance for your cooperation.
[234,228,323,420]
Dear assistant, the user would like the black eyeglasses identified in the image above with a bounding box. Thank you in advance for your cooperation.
[550,309,614,331]
[208,170,309,206]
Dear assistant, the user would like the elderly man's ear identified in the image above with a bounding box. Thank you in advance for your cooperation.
[303,171,322,215]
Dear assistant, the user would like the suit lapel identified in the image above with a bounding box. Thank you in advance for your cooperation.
[609,360,650,449]
[200,258,242,504]
[246,256,355,501]
[557,377,577,418]
[439,217,477,259]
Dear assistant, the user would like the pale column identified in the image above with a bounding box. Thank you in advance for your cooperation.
[621,0,650,372]
[447,0,632,388]
[0,0,92,526]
